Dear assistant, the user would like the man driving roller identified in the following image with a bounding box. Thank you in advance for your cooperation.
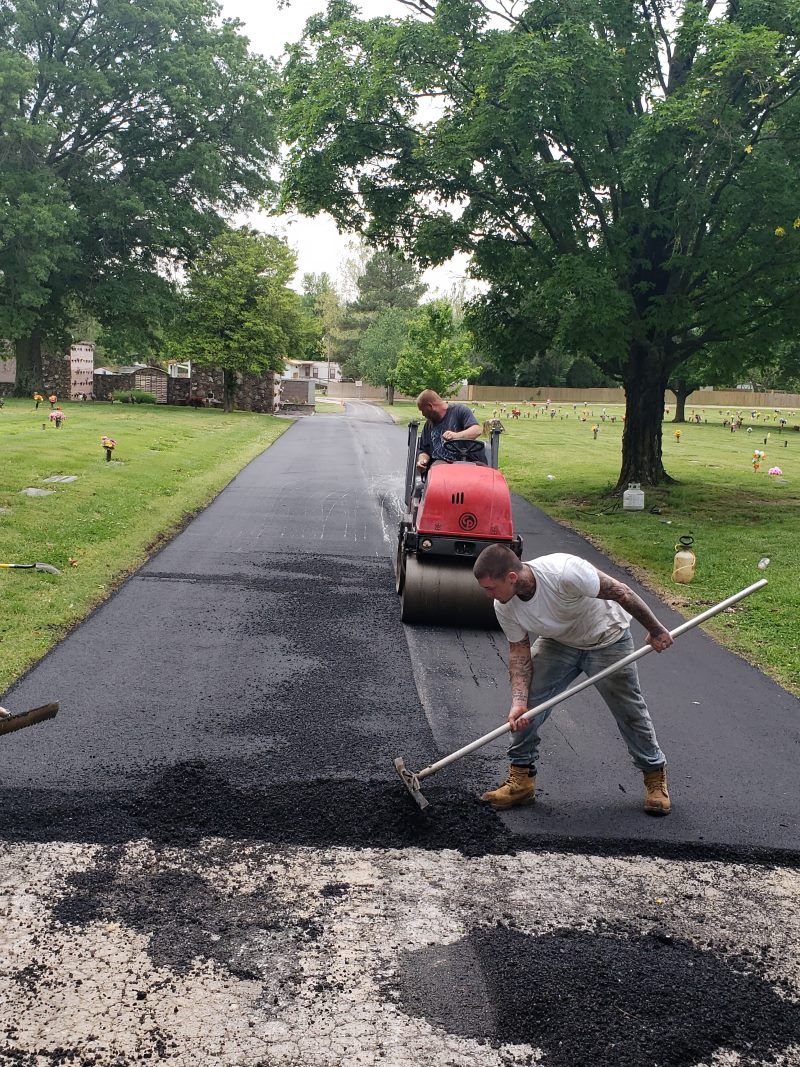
[416,389,486,470]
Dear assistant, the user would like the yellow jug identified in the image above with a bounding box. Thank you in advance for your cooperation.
[673,536,696,584]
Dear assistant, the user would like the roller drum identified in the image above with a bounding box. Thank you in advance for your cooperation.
[400,554,498,628]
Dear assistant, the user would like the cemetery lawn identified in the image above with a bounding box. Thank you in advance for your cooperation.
[386,401,799,696]
[0,400,290,693]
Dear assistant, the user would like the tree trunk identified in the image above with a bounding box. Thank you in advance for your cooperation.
[616,350,674,489]
[14,332,43,396]
[671,380,693,423]
[223,369,235,413]
[386,383,395,405]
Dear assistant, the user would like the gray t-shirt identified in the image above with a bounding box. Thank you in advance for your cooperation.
[495,554,631,649]
[419,403,484,462]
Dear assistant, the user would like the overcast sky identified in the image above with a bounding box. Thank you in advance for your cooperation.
[219,0,473,299]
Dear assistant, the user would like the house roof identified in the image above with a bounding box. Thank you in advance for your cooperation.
[95,364,165,375]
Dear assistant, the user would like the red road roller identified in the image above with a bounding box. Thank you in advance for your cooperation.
[395,420,522,626]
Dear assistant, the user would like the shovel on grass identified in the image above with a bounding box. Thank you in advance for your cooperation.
[0,562,61,575]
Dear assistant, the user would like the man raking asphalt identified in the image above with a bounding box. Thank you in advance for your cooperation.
[396,576,772,806]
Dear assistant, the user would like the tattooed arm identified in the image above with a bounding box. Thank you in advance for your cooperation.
[507,636,534,731]
[596,571,673,652]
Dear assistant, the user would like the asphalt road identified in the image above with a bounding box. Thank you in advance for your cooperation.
[2,399,797,859]
[1,400,799,1066]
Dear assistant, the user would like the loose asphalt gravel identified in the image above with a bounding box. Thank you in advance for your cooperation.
[0,400,798,1066]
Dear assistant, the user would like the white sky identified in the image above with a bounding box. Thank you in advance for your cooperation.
[220,0,474,299]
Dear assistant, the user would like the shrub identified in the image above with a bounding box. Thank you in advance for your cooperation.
[112,390,158,405]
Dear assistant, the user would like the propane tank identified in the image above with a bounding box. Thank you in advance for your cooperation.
[623,482,645,510]
[673,536,696,584]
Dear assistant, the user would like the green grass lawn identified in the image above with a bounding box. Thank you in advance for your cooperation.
[384,399,799,695]
[0,399,289,693]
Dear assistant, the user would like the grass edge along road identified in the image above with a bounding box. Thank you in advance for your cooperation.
[382,400,799,697]
[0,400,290,694]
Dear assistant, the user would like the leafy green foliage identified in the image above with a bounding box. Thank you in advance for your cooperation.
[1,0,279,387]
[391,301,478,397]
[174,229,312,409]
[112,390,158,405]
[357,307,412,390]
[280,0,800,485]
[337,249,425,379]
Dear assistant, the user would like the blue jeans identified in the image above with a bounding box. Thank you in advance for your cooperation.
[508,631,666,774]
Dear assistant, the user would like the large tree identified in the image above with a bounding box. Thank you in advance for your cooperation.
[354,250,425,313]
[1,0,278,393]
[357,306,412,401]
[335,248,426,377]
[280,0,800,487]
[391,300,478,397]
[176,229,311,411]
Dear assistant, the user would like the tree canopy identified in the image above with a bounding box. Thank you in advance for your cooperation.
[175,229,311,410]
[280,0,800,486]
[391,301,478,397]
[357,306,413,400]
[1,0,279,391]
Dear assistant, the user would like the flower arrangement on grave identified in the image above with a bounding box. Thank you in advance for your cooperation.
[768,466,783,476]
[752,449,766,471]
[49,407,65,428]
[101,435,117,462]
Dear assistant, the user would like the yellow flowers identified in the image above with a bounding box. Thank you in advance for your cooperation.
[744,144,753,154]
[775,227,786,237]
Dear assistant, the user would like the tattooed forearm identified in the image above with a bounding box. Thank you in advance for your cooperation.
[596,572,669,637]
[508,637,533,704]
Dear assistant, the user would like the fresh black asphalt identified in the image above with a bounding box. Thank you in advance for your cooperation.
[1,400,798,861]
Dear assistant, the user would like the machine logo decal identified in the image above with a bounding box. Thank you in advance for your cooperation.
[459,512,478,531]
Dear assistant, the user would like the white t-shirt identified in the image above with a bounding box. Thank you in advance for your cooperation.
[495,554,631,649]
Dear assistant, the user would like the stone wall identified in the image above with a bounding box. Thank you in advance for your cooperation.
[189,367,225,403]
[167,377,191,405]
[237,370,276,413]
[41,352,72,398]
[1,358,279,412]
[93,373,134,401]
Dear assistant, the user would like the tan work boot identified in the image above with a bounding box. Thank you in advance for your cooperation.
[643,766,671,816]
[481,765,536,810]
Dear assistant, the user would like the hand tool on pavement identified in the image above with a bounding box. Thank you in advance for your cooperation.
[0,562,61,575]
[394,579,768,809]
[0,703,59,736]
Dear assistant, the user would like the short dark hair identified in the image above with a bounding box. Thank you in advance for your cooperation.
[473,544,520,581]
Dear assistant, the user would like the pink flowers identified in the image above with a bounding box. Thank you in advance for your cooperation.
[768,466,783,476]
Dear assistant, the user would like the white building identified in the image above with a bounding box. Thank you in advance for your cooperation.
[282,359,342,383]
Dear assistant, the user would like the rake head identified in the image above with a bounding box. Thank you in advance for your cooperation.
[0,702,59,736]
[393,757,430,810]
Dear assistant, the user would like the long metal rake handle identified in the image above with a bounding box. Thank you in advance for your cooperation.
[416,578,768,782]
